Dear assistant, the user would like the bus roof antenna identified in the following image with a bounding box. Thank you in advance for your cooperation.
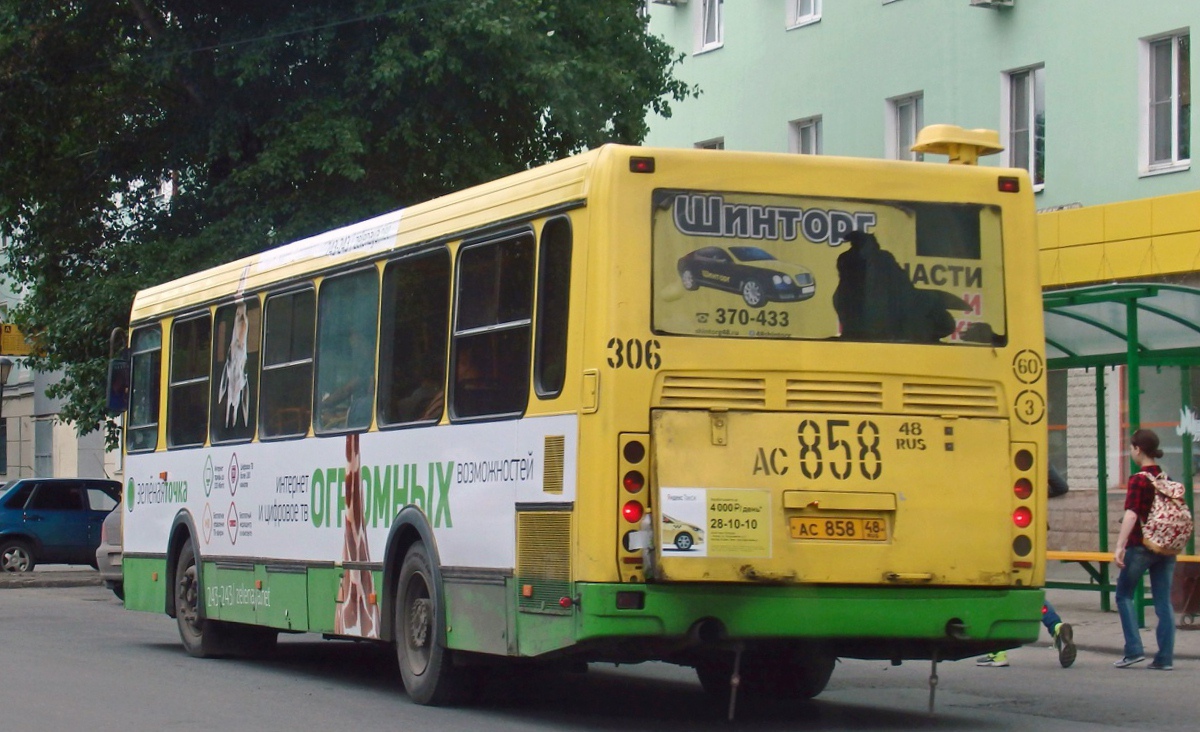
[911,124,1003,165]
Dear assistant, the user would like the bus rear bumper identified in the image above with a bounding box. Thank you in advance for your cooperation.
[575,583,1043,662]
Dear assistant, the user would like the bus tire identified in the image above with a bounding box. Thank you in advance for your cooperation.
[175,540,231,658]
[395,541,471,705]
[695,649,835,701]
[771,652,836,699]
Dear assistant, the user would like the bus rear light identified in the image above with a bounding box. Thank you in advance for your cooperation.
[1012,560,1033,569]
[1013,449,1033,471]
[1013,478,1033,499]
[622,500,644,523]
[1012,506,1033,528]
[623,441,646,463]
[998,176,1020,193]
[1012,534,1032,556]
[623,470,645,493]
[629,157,656,174]
[621,556,642,564]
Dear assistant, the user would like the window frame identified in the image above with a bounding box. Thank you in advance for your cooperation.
[787,0,822,29]
[534,216,573,399]
[1002,64,1045,191]
[1140,30,1191,175]
[789,115,823,155]
[167,313,212,449]
[887,92,925,162]
[259,286,317,440]
[209,295,262,445]
[695,0,724,54]
[450,228,536,422]
[126,325,162,454]
[377,246,452,429]
[313,267,381,435]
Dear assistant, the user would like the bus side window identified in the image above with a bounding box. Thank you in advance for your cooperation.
[210,297,261,443]
[260,289,315,439]
[167,314,212,448]
[378,249,450,426]
[314,269,379,433]
[535,216,572,398]
[126,325,162,453]
[452,231,535,420]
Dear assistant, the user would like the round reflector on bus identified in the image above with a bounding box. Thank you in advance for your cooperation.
[1012,506,1033,528]
[623,470,645,493]
[1013,478,1033,500]
[622,501,644,523]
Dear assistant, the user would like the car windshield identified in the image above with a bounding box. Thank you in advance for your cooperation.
[728,246,776,262]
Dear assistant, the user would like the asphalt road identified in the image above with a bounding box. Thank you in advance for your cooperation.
[1,583,1197,732]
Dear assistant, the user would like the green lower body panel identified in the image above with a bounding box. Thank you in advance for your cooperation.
[575,583,1044,660]
[123,556,169,613]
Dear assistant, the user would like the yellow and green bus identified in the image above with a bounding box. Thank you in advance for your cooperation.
[111,128,1047,705]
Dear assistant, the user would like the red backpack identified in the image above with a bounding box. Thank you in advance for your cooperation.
[1138,471,1195,555]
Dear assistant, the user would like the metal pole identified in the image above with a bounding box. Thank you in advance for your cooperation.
[1096,367,1110,611]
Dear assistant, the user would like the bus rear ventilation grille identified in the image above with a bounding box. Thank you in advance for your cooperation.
[660,375,767,408]
[902,382,1000,416]
[786,379,884,412]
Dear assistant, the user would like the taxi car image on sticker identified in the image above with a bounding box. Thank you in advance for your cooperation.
[677,245,816,308]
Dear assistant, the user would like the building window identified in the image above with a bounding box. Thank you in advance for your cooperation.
[789,116,823,154]
[1143,32,1190,171]
[888,93,924,161]
[1006,65,1045,188]
[788,0,822,28]
[697,0,723,53]
[696,137,725,150]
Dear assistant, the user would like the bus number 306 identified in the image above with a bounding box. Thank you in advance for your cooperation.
[797,419,883,480]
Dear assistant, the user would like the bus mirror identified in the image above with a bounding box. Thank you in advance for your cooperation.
[106,355,130,415]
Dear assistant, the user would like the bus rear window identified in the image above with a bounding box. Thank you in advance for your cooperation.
[652,190,1005,346]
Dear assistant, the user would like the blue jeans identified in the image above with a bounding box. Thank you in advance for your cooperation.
[1115,546,1176,665]
[1041,600,1062,636]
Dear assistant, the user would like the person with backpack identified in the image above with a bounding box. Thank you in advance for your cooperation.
[1113,428,1178,670]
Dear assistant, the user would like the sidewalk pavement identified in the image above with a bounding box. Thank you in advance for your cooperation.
[0,565,103,589]
[2,565,1197,661]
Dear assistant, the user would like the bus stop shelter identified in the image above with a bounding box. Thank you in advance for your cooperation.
[1042,282,1200,615]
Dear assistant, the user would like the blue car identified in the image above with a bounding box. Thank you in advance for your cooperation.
[0,478,121,572]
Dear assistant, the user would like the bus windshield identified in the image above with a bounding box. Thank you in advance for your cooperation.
[653,190,1005,345]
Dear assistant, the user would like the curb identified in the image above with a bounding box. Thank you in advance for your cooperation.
[0,572,104,589]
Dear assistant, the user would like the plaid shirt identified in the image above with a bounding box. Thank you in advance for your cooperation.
[1123,465,1163,548]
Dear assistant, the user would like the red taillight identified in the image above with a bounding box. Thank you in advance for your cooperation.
[998,176,1020,193]
[1013,506,1033,528]
[622,500,644,523]
[623,470,644,493]
[1013,478,1033,500]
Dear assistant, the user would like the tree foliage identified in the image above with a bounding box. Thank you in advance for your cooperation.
[0,0,690,446]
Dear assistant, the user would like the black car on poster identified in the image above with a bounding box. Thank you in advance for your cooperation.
[677,245,816,308]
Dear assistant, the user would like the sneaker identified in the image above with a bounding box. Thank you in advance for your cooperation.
[1054,623,1076,668]
[977,652,1009,667]
[1147,662,1173,671]
[1113,655,1145,669]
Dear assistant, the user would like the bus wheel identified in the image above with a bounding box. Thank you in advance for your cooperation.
[395,541,470,705]
[771,652,836,699]
[740,279,767,308]
[175,540,228,658]
[674,533,694,551]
